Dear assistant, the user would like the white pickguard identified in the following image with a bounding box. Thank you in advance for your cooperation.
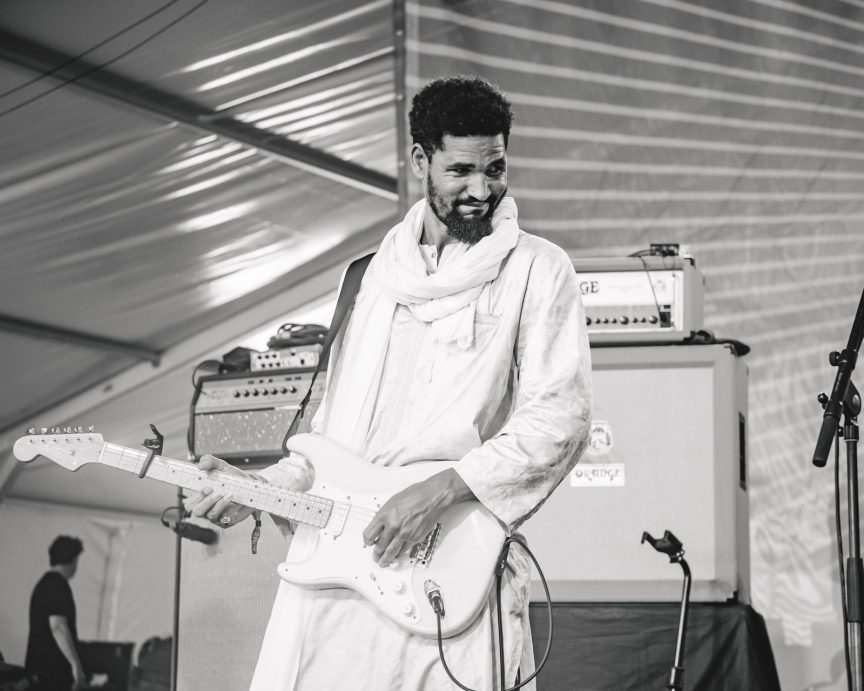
[277,434,506,638]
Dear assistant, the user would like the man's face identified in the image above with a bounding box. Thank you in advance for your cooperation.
[68,556,79,579]
[418,134,508,244]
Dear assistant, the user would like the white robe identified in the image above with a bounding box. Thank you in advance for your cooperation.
[253,231,592,690]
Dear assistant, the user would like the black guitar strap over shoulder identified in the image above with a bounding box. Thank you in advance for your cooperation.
[281,253,374,454]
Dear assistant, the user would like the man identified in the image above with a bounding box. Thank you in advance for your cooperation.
[25,536,86,691]
[187,76,592,690]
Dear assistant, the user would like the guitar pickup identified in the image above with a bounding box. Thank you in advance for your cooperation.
[410,523,441,567]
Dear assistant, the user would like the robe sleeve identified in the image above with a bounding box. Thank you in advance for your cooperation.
[255,312,336,491]
[253,403,323,491]
[454,246,592,531]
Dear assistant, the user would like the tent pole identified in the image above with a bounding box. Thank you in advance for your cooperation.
[392,0,410,216]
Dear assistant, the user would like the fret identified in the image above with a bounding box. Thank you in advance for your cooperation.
[126,449,142,469]
[102,444,126,468]
[92,442,333,528]
[263,485,280,515]
[151,459,170,483]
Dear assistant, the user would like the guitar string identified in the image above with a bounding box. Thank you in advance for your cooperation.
[112,445,385,521]
[78,441,396,524]
[53,441,423,554]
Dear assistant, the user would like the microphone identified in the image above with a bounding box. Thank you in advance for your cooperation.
[424,579,445,617]
[166,519,218,545]
[813,288,864,467]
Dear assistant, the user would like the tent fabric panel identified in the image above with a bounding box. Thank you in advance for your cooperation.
[0,333,134,433]
[0,0,397,176]
[0,87,396,345]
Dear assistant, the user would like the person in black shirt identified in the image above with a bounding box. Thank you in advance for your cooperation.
[25,536,86,691]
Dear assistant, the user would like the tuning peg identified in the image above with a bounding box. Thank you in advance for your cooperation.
[41,427,48,434]
[27,427,36,435]
[87,425,95,433]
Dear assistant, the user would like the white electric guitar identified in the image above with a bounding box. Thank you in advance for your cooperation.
[13,429,506,639]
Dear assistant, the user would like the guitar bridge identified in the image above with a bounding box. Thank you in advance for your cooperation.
[410,523,441,568]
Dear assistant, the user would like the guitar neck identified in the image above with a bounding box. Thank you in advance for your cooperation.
[97,443,332,528]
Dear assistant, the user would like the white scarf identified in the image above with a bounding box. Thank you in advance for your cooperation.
[323,196,521,453]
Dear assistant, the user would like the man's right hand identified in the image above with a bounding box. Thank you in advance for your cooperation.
[183,454,255,529]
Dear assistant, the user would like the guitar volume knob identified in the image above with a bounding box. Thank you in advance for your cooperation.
[401,602,415,617]
[393,581,407,594]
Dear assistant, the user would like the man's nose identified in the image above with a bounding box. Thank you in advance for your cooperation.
[466,173,490,201]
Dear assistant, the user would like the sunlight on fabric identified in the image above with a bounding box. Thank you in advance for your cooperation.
[178,201,258,233]
[192,135,218,146]
[202,235,346,309]
[159,143,246,174]
[215,48,393,112]
[181,0,389,72]
[263,93,393,133]
[198,37,364,92]
[237,72,392,123]
[162,154,261,200]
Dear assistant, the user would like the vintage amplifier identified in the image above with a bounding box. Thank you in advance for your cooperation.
[572,255,704,344]
[192,368,325,467]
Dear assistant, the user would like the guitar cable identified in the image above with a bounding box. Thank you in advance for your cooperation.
[434,536,553,691]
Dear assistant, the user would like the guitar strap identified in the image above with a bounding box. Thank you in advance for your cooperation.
[281,252,374,454]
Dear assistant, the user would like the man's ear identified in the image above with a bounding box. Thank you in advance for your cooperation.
[409,143,429,181]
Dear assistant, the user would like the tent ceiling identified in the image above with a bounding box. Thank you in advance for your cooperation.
[0,0,401,509]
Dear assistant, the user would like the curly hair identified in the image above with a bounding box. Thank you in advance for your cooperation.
[409,76,513,157]
[49,535,83,566]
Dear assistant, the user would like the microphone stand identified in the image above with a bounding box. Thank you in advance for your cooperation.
[642,531,691,691]
[813,288,864,691]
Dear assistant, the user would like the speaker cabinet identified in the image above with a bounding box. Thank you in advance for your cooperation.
[176,518,290,691]
[521,344,749,603]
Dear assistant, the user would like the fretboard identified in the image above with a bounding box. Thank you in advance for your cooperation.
[97,443,333,528]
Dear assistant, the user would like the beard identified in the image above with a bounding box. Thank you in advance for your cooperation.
[425,176,506,245]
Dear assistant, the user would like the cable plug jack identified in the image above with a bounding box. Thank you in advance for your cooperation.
[424,579,445,617]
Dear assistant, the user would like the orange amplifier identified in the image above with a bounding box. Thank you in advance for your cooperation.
[572,255,704,344]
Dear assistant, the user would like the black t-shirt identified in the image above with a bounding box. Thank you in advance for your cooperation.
[25,571,78,691]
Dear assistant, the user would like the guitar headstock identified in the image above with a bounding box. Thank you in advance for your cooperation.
[13,427,104,471]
